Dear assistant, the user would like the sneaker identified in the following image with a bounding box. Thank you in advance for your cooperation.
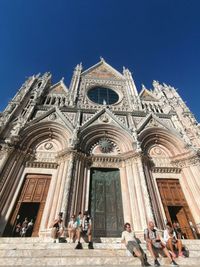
[88,241,94,249]
[75,241,83,249]
[154,259,160,267]
[144,262,151,266]
[170,260,179,266]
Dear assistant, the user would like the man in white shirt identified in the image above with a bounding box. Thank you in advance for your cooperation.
[144,221,179,266]
[121,222,151,267]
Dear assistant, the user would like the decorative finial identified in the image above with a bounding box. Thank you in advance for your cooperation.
[100,56,105,62]
[142,84,147,90]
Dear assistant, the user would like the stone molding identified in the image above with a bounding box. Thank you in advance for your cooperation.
[25,161,58,169]
[152,167,181,173]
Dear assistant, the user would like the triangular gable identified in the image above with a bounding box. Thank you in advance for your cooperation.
[139,88,158,102]
[25,107,74,132]
[81,58,124,80]
[80,107,131,133]
[46,80,69,95]
[137,113,179,136]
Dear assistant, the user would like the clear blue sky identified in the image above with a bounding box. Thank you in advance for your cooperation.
[0,0,200,120]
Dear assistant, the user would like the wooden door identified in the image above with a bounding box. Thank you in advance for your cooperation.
[7,174,51,237]
[157,179,195,239]
[90,168,123,237]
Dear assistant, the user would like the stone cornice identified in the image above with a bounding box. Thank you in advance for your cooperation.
[152,167,181,173]
[171,155,200,168]
[25,161,58,169]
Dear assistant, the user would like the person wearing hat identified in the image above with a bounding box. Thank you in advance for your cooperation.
[75,211,94,249]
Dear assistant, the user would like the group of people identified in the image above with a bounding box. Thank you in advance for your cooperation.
[51,211,94,249]
[14,217,34,237]
[51,211,187,265]
[122,220,186,267]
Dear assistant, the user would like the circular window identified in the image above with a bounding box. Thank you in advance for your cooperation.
[87,87,119,105]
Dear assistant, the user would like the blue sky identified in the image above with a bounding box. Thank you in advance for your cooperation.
[0,0,200,120]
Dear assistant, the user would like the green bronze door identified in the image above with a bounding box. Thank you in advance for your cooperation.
[90,168,123,237]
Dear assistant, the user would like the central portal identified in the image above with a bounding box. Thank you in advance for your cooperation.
[90,168,123,237]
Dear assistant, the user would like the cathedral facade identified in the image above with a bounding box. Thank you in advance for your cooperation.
[0,59,200,238]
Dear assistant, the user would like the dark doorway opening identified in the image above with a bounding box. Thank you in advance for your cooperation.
[167,205,195,239]
[168,206,182,222]
[13,202,40,237]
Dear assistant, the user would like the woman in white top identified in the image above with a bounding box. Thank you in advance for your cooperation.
[163,222,184,258]
[68,214,77,243]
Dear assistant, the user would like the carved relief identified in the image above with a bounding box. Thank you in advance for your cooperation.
[90,138,120,155]
[98,114,110,123]
[49,113,57,120]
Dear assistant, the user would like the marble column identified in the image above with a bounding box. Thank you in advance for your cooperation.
[61,152,74,225]
[135,155,154,227]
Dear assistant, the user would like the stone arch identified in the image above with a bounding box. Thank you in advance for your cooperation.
[78,124,134,154]
[138,127,187,156]
[19,121,71,151]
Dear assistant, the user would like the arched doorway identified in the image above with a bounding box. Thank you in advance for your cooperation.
[4,174,51,237]
[157,178,196,239]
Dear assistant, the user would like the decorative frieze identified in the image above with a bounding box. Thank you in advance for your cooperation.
[152,167,181,173]
[171,155,200,168]
[25,161,58,169]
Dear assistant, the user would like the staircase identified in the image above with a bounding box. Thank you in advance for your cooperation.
[0,237,200,266]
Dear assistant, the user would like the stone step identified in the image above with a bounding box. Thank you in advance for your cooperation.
[0,255,200,266]
[0,246,199,257]
[0,238,199,266]
[0,240,199,252]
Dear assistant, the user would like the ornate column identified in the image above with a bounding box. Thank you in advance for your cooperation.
[44,160,65,228]
[0,145,14,175]
[120,165,132,224]
[142,156,164,229]
[134,154,154,227]
[125,158,141,230]
[60,152,75,225]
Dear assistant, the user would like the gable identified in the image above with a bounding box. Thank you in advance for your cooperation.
[46,81,68,96]
[80,108,130,133]
[140,89,158,102]
[81,60,124,80]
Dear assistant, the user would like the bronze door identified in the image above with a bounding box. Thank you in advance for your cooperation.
[6,174,51,237]
[157,179,195,239]
[90,168,123,237]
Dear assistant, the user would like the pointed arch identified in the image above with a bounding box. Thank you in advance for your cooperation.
[78,124,134,154]
[138,127,187,156]
[19,121,71,151]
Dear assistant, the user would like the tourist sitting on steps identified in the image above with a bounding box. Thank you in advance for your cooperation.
[121,222,151,267]
[75,210,94,249]
[68,214,77,243]
[51,212,64,243]
[163,222,185,258]
[144,221,179,266]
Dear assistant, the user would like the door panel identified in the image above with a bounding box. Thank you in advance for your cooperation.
[157,179,195,239]
[5,174,51,237]
[90,168,123,237]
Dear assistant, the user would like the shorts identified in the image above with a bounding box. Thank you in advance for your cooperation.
[126,240,140,254]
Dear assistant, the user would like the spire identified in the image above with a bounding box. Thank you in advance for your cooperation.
[123,67,138,96]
